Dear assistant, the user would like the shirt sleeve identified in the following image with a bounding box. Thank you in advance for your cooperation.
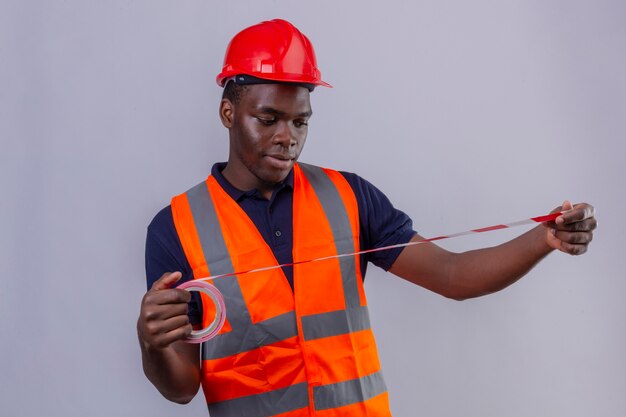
[145,206,203,324]
[341,172,417,272]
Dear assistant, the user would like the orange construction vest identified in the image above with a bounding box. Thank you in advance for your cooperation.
[171,163,392,417]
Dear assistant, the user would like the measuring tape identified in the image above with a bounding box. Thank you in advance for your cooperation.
[180,211,561,343]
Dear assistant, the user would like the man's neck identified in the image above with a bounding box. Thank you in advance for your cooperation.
[221,163,280,200]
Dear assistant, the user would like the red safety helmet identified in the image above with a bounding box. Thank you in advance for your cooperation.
[216,19,331,89]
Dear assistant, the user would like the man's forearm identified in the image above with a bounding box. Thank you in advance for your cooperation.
[139,333,201,404]
[446,225,553,300]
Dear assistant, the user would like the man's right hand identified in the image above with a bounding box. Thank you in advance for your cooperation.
[137,272,201,403]
[137,271,192,350]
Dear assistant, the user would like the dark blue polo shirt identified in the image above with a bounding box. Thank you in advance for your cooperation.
[145,162,416,324]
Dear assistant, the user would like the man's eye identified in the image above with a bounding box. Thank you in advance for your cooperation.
[257,117,275,126]
[294,120,308,128]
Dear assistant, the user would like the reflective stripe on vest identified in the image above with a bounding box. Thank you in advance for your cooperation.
[296,163,372,342]
[185,181,254,336]
[184,181,298,360]
[208,382,309,417]
[205,371,387,416]
[297,164,360,309]
[171,163,391,416]
[313,370,387,411]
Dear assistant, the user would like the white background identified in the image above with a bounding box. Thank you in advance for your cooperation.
[1,1,625,416]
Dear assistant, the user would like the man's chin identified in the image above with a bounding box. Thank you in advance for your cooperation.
[255,167,290,186]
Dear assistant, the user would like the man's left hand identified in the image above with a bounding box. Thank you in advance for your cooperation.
[545,201,597,255]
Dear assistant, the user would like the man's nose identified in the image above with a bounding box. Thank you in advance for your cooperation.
[272,121,296,147]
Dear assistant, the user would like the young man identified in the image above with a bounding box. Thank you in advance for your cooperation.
[137,19,596,416]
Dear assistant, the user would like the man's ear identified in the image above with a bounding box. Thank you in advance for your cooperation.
[219,99,234,128]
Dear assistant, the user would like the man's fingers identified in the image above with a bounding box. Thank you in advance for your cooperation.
[563,200,573,211]
[138,298,192,348]
[555,200,572,224]
[149,324,193,349]
[159,287,191,304]
[143,287,192,310]
[553,230,594,245]
[161,315,192,333]
[552,218,597,233]
[139,272,197,349]
[142,314,189,337]
[557,241,588,256]
[556,203,595,225]
[554,209,597,233]
[142,302,189,323]
[151,271,183,291]
[544,201,596,256]
[569,204,596,221]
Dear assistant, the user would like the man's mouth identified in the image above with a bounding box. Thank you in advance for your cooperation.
[265,154,295,169]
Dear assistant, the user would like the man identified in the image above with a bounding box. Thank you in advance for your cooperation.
[137,19,596,416]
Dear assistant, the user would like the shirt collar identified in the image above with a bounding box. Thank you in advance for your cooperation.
[211,162,294,202]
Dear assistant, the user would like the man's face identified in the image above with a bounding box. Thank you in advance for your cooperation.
[222,83,312,194]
